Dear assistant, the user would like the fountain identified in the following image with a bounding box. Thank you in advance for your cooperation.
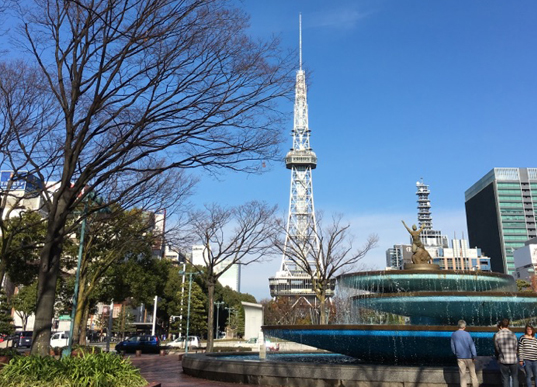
[183,267,537,386]
[263,268,537,365]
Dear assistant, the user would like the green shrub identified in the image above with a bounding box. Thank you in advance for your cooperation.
[0,352,147,387]
[0,348,21,357]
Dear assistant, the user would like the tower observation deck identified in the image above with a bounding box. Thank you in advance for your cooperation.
[269,15,329,301]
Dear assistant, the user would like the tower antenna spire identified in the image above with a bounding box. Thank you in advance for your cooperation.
[299,13,302,70]
[269,14,322,303]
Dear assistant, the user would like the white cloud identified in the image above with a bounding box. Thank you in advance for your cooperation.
[307,7,370,31]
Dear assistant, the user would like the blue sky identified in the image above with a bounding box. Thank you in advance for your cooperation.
[190,1,537,301]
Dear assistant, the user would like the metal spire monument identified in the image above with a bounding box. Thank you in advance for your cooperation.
[269,15,319,300]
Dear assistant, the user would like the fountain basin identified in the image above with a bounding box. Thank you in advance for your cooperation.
[263,325,523,365]
[182,352,509,386]
[354,292,537,325]
[338,270,516,293]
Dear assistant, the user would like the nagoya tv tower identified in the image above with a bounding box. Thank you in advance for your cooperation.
[269,14,319,300]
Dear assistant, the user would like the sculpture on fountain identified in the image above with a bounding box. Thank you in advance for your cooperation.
[401,220,435,267]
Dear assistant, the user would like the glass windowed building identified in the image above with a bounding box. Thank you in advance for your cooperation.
[465,168,537,274]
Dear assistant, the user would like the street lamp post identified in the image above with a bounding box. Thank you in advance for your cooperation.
[179,270,200,354]
[62,191,107,358]
[62,200,88,358]
[151,295,158,336]
[225,307,235,339]
[214,301,224,339]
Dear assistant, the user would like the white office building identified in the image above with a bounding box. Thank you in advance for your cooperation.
[514,237,537,282]
[191,245,241,292]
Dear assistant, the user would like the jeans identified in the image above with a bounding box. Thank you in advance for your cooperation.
[499,363,519,387]
[457,358,478,387]
[524,360,537,387]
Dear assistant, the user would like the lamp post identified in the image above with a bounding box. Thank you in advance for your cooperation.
[225,307,235,339]
[62,200,88,358]
[62,191,107,358]
[151,295,158,336]
[178,262,186,338]
[214,301,224,339]
[178,270,200,354]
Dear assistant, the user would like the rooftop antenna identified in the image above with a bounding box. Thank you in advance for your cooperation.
[299,13,302,70]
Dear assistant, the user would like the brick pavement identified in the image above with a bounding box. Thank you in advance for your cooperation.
[129,353,262,387]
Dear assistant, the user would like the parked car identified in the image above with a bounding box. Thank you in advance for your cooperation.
[9,331,33,348]
[167,336,200,349]
[50,331,70,348]
[115,335,160,353]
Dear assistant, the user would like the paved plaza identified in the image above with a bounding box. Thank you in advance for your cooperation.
[129,353,260,387]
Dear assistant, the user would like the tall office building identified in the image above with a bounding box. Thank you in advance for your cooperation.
[386,244,412,270]
[465,168,537,274]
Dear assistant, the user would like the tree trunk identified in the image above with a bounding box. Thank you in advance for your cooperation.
[31,198,69,356]
[72,281,88,345]
[78,305,90,346]
[0,260,6,293]
[120,304,126,340]
[31,238,63,355]
[319,292,327,325]
[206,279,215,352]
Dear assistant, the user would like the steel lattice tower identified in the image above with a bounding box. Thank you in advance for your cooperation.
[415,179,448,248]
[416,179,432,230]
[269,15,319,299]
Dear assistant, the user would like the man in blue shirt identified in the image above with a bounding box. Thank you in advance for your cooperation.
[451,319,478,387]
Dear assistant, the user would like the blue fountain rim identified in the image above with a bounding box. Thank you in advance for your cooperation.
[262,324,525,333]
[337,269,514,280]
[352,291,537,299]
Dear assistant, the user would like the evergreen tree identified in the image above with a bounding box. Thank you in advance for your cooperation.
[113,305,136,340]
[11,282,37,331]
[0,289,14,335]
[179,281,207,338]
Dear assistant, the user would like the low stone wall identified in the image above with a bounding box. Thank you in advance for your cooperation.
[182,353,511,387]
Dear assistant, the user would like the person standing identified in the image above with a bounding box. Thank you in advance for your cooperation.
[495,318,519,387]
[518,324,537,387]
[451,319,479,387]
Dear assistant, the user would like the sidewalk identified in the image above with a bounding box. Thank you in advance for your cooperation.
[129,353,261,387]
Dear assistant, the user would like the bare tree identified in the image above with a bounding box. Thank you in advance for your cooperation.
[274,214,378,324]
[187,201,278,352]
[0,0,293,355]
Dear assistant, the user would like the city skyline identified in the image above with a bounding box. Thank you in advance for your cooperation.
[188,1,537,301]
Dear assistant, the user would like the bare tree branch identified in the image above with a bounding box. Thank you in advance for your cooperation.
[0,0,293,355]
[273,213,378,324]
[186,200,278,351]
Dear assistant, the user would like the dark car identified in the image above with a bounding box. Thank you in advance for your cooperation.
[10,331,33,348]
[115,335,160,353]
